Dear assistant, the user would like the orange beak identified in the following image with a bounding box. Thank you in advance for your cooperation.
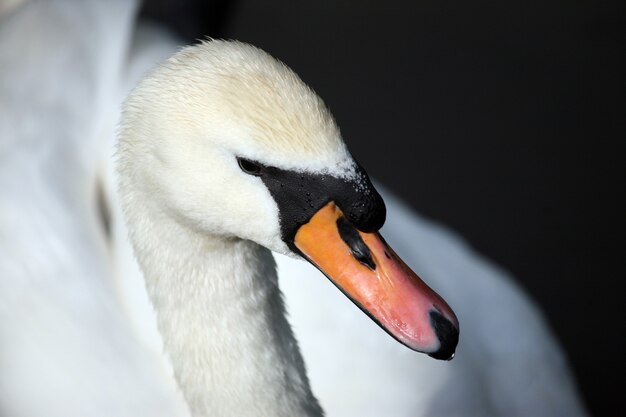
[294,202,459,359]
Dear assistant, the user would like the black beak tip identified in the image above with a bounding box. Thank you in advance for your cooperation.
[428,310,459,361]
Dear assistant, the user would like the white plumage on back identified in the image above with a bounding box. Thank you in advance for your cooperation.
[0,1,186,416]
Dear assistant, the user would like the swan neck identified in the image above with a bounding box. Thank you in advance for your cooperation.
[125,198,322,417]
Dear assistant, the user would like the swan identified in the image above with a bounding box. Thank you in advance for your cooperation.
[0,1,588,416]
[115,35,587,416]
[116,38,461,417]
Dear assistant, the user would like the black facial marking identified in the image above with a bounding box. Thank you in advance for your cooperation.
[336,216,376,270]
[242,157,386,251]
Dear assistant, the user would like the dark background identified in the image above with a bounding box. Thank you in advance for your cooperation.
[140,1,625,415]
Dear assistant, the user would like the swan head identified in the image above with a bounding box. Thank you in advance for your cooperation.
[118,40,458,360]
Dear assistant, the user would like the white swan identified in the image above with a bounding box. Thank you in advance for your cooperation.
[0,1,588,416]
[117,37,463,416]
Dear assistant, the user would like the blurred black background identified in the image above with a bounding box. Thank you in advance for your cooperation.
[140,1,624,415]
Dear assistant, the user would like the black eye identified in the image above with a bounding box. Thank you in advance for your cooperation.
[237,157,264,176]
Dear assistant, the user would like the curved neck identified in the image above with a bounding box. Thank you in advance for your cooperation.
[123,192,322,417]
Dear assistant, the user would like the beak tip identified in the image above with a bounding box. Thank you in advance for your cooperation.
[427,310,460,361]
[427,349,457,361]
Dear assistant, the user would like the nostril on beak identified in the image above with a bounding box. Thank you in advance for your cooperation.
[428,310,459,361]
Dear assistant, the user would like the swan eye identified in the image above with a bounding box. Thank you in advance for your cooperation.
[237,157,264,176]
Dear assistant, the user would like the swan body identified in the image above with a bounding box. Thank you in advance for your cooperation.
[0,1,588,417]
[0,1,185,416]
